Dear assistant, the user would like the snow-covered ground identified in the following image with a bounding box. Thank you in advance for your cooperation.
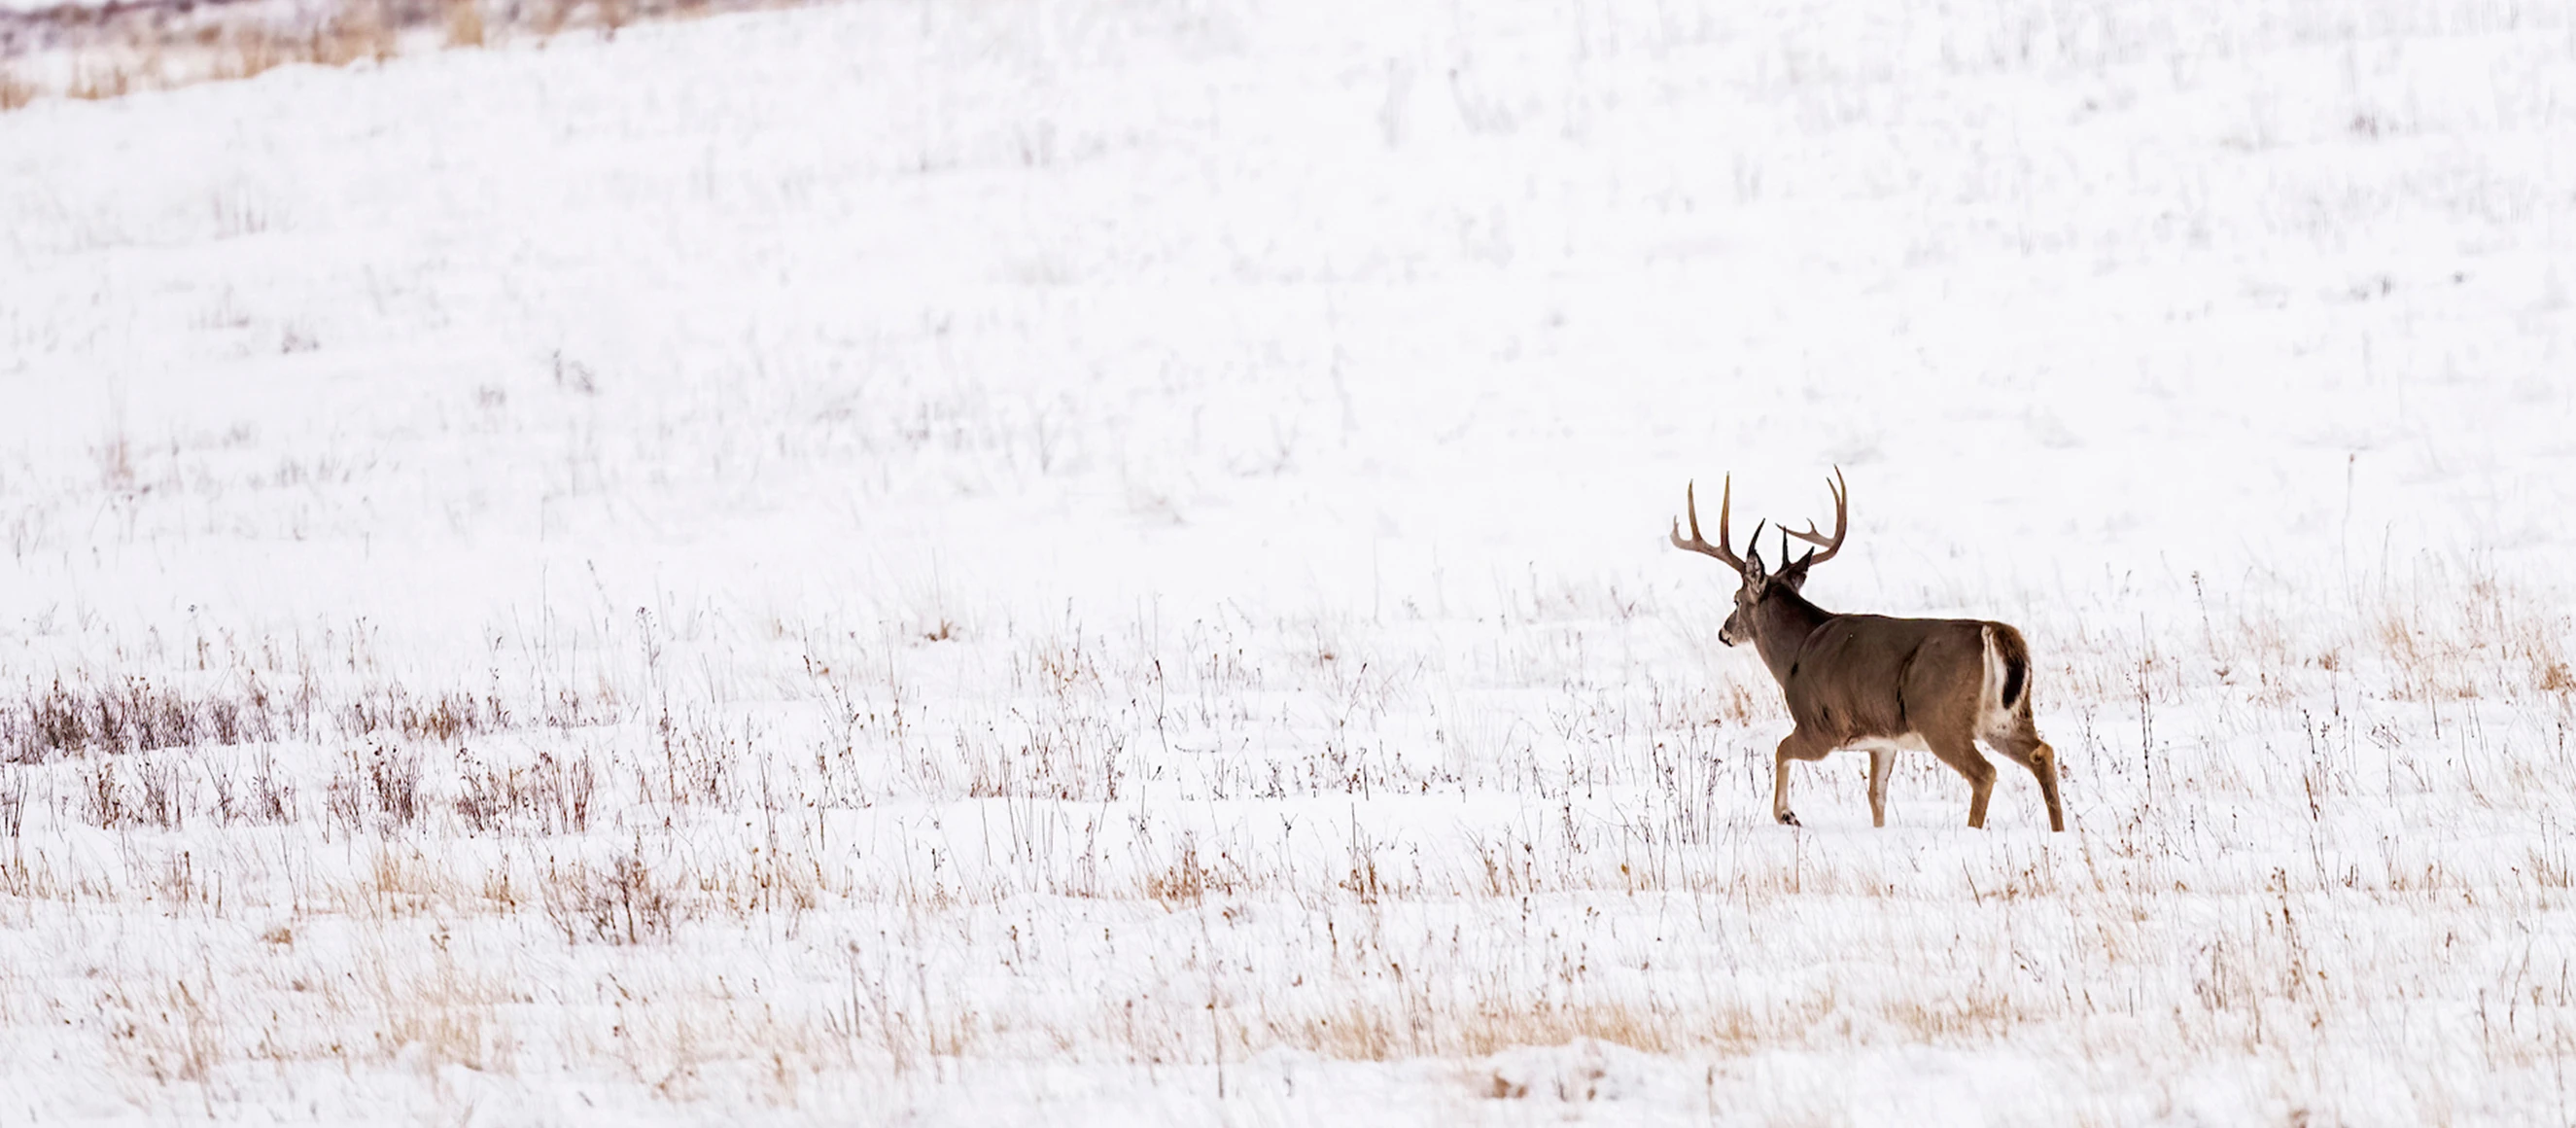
[4,0,2575,1121]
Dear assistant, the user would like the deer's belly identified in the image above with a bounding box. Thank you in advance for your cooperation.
[1843,733,1931,755]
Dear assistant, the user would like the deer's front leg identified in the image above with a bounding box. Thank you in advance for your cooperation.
[1773,728,1833,827]
[1772,752,1797,827]
[1867,747,1894,828]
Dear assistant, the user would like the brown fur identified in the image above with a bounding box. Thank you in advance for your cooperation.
[1750,596,2062,830]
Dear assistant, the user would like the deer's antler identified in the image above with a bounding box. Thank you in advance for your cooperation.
[1671,476,1751,572]
[1782,466,1848,567]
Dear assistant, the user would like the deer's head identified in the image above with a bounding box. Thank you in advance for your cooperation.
[1669,469,1848,648]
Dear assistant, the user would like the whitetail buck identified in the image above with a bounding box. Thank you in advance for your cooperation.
[1671,470,2064,831]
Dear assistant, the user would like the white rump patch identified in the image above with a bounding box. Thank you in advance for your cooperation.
[1976,624,2015,740]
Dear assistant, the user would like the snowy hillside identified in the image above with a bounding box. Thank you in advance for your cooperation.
[2,0,2574,1121]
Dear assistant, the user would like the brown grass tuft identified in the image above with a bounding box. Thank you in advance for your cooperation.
[306,11,397,68]
[1140,836,1230,906]
[1280,1000,1686,1062]
[544,852,675,945]
[455,751,595,834]
[215,27,293,83]
[528,0,574,39]
[443,0,486,48]
[68,64,137,101]
[0,0,832,111]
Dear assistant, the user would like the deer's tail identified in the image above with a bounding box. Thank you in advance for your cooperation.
[1983,623,2032,715]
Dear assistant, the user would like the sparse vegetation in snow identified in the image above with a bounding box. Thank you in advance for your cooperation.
[1,0,2574,1122]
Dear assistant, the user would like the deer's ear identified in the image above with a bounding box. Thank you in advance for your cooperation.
[1777,547,1818,590]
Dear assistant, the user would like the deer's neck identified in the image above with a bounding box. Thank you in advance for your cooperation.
[1752,589,1832,687]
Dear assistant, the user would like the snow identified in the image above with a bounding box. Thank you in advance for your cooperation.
[2,0,2575,1121]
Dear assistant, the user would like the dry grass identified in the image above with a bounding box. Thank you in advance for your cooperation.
[454,750,595,834]
[0,66,34,110]
[1281,1000,1691,1062]
[543,852,675,945]
[0,673,589,766]
[0,0,810,112]
[66,61,135,101]
[345,686,507,743]
[0,557,2563,1115]
[111,974,226,1084]
[442,0,485,49]
[367,952,521,1075]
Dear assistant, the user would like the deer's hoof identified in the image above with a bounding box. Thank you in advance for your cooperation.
[1777,811,1801,827]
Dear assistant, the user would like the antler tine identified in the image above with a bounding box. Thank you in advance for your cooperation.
[1781,466,1848,565]
[1669,476,1747,570]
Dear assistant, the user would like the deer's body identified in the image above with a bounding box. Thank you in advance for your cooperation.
[1672,471,2065,830]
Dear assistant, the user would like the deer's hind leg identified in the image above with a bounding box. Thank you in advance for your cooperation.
[1985,720,2066,832]
[1772,727,1837,828]
[1923,730,1998,829]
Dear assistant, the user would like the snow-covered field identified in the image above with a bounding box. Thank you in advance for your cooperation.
[5,0,2576,1121]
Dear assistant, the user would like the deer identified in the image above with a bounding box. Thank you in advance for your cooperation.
[1670,469,2065,831]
